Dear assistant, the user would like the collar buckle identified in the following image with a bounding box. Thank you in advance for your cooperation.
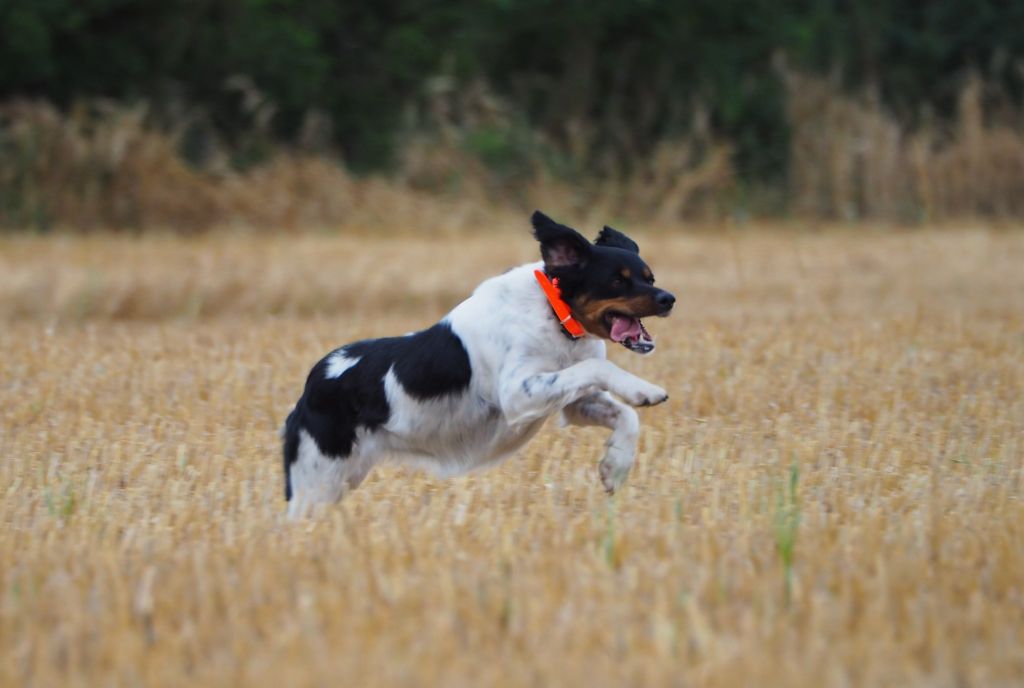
[534,270,585,339]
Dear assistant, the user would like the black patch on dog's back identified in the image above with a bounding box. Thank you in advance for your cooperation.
[346,323,472,400]
[281,322,471,500]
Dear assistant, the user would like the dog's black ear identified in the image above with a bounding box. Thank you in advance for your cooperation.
[532,210,591,268]
[595,226,639,253]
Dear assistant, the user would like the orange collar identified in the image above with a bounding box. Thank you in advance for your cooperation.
[534,269,586,338]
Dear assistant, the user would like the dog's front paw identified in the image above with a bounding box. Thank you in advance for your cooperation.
[617,379,668,408]
[599,446,634,494]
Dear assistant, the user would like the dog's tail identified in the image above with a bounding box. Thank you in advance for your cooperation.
[281,407,300,501]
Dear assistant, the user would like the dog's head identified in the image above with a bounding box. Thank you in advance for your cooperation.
[532,210,674,354]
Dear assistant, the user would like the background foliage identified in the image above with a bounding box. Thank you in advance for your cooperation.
[3,0,1022,176]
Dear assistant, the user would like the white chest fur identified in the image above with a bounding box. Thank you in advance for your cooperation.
[372,262,603,474]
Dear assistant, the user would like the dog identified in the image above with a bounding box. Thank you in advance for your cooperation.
[282,211,674,517]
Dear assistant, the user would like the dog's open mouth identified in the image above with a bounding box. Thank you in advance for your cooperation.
[606,312,655,354]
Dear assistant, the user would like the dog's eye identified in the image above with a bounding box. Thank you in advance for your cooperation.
[611,277,625,287]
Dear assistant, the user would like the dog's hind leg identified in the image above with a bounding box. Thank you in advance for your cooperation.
[561,392,640,494]
[286,429,372,519]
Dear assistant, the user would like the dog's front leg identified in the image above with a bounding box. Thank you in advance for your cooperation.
[500,358,666,426]
[562,392,640,493]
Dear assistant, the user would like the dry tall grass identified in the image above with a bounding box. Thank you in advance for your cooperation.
[786,72,1024,221]
[6,70,1023,233]
[2,227,1022,686]
[0,100,514,234]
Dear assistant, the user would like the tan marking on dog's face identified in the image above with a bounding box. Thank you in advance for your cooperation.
[572,294,662,338]
[620,268,631,280]
[642,267,653,282]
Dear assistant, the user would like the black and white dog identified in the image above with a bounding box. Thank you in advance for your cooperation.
[282,211,674,517]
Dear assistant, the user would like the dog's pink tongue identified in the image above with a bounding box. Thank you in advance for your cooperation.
[609,315,642,342]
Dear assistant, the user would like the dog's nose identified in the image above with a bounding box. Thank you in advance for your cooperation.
[656,291,676,311]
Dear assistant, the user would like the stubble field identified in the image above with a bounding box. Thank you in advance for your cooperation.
[1,227,1022,686]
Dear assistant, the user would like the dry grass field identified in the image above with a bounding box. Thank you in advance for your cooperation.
[1,226,1022,687]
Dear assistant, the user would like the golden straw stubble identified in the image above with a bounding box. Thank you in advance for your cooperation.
[1,229,1022,687]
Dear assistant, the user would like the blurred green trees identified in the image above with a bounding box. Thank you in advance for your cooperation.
[2,0,1022,181]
